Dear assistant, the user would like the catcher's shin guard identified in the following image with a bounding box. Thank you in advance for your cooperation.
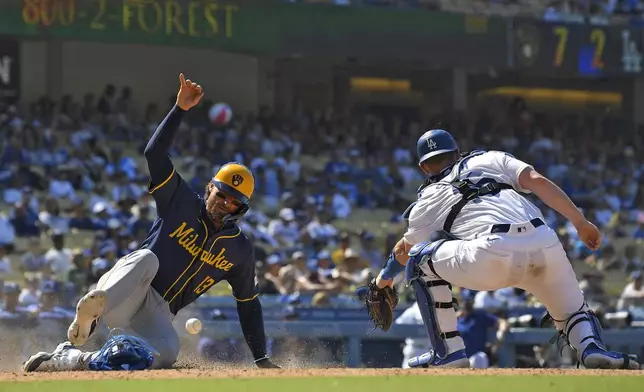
[406,239,464,360]
[411,278,462,359]
[88,334,159,371]
[542,303,640,369]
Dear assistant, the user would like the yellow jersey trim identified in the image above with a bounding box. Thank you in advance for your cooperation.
[149,168,176,194]
[233,292,260,302]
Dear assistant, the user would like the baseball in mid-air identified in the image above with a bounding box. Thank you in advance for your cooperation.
[185,318,202,335]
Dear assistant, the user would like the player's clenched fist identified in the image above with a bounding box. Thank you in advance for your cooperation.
[176,73,204,111]
[575,220,602,251]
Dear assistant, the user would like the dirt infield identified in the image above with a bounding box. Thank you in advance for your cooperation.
[1,367,643,382]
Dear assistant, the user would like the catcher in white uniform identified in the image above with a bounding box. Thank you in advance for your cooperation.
[368,129,640,369]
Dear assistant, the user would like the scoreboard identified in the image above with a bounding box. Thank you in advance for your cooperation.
[513,20,643,77]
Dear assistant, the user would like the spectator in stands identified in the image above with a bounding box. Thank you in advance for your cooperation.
[43,231,73,280]
[579,271,610,307]
[586,243,619,271]
[38,198,70,234]
[259,254,288,295]
[20,237,46,273]
[457,297,508,368]
[0,245,12,291]
[331,248,371,293]
[303,211,338,246]
[36,281,74,319]
[618,271,644,309]
[48,169,78,202]
[331,232,351,266]
[268,208,300,249]
[473,290,506,313]
[310,250,336,285]
[97,84,116,116]
[19,275,40,307]
[494,287,528,309]
[323,185,352,219]
[395,301,430,368]
[0,282,38,321]
[88,185,112,215]
[111,171,143,201]
[281,251,334,293]
[0,212,16,252]
[67,250,92,295]
[3,177,24,205]
[11,201,41,237]
[358,231,383,270]
[253,156,284,210]
[69,200,99,231]
[88,257,110,289]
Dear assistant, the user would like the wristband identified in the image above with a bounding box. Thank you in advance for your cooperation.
[381,252,405,280]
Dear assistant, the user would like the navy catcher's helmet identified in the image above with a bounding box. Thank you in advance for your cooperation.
[416,129,458,164]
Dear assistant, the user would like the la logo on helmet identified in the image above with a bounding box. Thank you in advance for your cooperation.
[232,174,244,187]
[427,139,437,150]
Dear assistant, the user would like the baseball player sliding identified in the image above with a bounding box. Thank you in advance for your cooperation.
[23,74,280,371]
[361,129,640,369]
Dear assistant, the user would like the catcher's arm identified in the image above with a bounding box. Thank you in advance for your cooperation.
[375,237,411,289]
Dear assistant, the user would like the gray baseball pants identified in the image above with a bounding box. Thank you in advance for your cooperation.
[90,249,180,369]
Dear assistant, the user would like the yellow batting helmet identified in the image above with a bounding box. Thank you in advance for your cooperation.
[212,162,255,205]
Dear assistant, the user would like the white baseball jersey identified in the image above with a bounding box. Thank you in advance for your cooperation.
[404,151,544,244]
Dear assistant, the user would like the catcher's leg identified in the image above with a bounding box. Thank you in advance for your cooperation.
[406,275,469,368]
[405,240,468,368]
[68,249,159,346]
[518,233,640,369]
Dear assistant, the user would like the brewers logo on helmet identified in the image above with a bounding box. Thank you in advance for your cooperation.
[212,163,255,207]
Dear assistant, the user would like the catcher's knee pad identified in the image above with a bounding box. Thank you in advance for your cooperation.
[88,334,159,371]
[411,277,462,358]
[406,238,447,282]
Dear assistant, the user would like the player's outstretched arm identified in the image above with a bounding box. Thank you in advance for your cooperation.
[518,168,585,226]
[518,167,602,250]
[144,73,203,188]
[229,248,280,369]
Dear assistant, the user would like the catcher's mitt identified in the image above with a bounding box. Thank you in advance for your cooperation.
[357,280,399,332]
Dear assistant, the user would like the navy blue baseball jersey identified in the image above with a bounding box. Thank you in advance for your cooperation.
[140,105,257,316]
[141,170,257,315]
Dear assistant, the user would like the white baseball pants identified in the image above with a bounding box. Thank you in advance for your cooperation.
[420,221,599,358]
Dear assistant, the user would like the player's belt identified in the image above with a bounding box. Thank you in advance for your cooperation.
[490,218,545,234]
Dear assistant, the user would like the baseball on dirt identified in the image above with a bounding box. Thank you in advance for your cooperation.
[185,318,202,335]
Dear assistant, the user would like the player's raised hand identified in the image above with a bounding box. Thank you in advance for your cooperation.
[176,73,204,111]
[575,219,603,251]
